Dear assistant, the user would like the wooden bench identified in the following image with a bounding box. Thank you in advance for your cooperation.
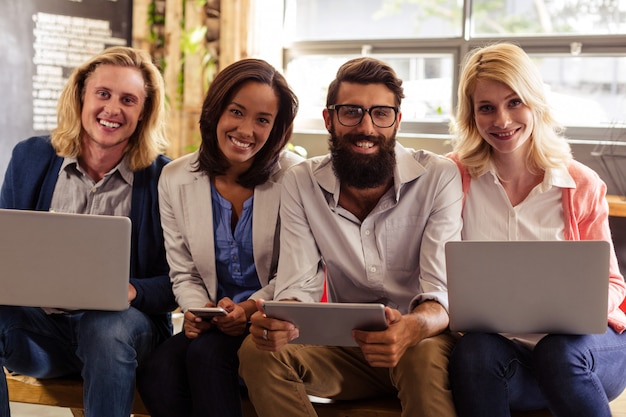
[607,194,626,218]
[5,370,149,417]
[15,368,623,417]
[11,370,626,417]
[5,370,406,417]
[5,369,557,417]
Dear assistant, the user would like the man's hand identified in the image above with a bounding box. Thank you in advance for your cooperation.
[352,307,407,367]
[127,283,137,303]
[353,301,449,368]
[249,299,299,351]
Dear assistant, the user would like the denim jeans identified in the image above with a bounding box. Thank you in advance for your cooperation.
[0,305,163,417]
[449,328,626,417]
[137,328,249,417]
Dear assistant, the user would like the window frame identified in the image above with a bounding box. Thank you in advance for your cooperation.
[281,3,626,145]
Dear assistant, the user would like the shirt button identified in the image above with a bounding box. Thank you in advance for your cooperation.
[364,230,371,236]
[369,266,376,273]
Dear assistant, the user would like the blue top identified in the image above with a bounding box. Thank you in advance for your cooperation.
[211,184,261,303]
[0,136,177,336]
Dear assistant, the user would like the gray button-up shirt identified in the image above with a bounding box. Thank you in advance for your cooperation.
[50,157,133,217]
[45,157,132,314]
[274,143,463,314]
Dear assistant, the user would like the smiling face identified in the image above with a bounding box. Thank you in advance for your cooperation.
[324,82,400,154]
[216,81,279,171]
[80,64,146,155]
[323,82,401,189]
[473,79,534,160]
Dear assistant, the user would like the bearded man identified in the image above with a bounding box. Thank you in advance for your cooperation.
[238,57,463,417]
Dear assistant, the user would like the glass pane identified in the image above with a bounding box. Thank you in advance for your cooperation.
[284,0,462,41]
[285,54,454,129]
[472,0,626,36]
[531,54,626,127]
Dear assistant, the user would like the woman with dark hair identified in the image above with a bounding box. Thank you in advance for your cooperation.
[137,58,302,417]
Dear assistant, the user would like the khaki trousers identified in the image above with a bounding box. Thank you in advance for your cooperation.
[238,331,459,417]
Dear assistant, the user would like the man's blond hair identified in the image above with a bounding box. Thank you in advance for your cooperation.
[51,46,168,171]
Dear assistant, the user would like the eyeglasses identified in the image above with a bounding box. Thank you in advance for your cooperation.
[327,104,399,128]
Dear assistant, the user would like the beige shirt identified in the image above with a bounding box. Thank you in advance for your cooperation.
[273,143,463,314]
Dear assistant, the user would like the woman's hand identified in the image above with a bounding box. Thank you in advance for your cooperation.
[212,297,249,336]
[183,308,213,339]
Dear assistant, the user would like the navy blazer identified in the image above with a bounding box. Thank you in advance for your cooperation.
[0,136,176,336]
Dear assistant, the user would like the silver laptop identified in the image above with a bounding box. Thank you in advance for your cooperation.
[0,209,132,311]
[445,240,610,334]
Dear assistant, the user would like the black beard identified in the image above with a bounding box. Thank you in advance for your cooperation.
[329,130,396,189]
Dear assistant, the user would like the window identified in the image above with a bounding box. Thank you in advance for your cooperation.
[286,53,454,126]
[471,1,626,36]
[284,0,463,40]
[277,0,626,142]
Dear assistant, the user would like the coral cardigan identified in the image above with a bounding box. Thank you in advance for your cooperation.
[449,154,626,333]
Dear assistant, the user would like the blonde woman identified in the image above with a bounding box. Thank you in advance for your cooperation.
[448,42,626,417]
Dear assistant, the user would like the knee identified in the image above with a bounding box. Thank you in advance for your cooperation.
[80,309,150,342]
[79,311,126,339]
[0,306,48,357]
[396,334,457,389]
[187,333,222,366]
[533,334,583,373]
[450,333,497,377]
[417,333,458,358]
[77,309,153,361]
[451,333,493,361]
[238,335,272,382]
[0,306,34,334]
[404,333,457,373]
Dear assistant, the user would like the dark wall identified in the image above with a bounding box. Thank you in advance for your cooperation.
[0,0,132,185]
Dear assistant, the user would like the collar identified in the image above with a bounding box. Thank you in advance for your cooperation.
[484,163,576,191]
[59,156,134,185]
[315,142,427,206]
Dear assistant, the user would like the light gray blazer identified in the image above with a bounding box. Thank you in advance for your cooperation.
[157,150,304,312]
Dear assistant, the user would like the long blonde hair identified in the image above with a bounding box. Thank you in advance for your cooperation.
[51,46,168,171]
[450,42,572,178]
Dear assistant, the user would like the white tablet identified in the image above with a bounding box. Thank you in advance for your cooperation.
[262,301,388,346]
